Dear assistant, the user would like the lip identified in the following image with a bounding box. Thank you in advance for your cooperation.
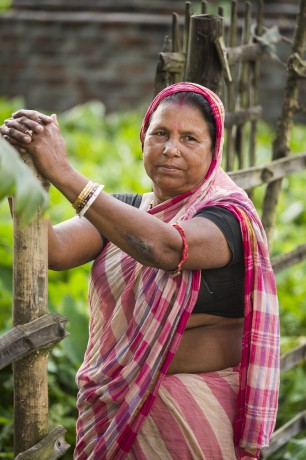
[157,164,182,171]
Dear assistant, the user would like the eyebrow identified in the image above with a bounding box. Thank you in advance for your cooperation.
[150,122,203,135]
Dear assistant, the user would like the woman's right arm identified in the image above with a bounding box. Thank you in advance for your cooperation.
[48,217,104,270]
[2,112,104,271]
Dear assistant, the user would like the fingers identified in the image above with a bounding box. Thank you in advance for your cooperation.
[2,119,34,143]
[2,134,28,154]
[8,110,54,141]
[1,109,58,151]
[12,110,53,126]
[8,116,44,134]
[2,111,57,143]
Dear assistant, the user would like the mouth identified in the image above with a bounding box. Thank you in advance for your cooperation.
[157,164,182,172]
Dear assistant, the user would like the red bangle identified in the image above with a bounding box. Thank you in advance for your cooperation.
[167,223,189,277]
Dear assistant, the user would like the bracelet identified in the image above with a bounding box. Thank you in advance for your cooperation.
[75,183,99,214]
[72,181,94,210]
[78,184,104,218]
[167,223,189,277]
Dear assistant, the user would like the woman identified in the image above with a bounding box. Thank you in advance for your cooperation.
[1,82,280,459]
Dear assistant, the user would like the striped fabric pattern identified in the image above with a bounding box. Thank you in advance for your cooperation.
[127,368,240,460]
[74,83,279,459]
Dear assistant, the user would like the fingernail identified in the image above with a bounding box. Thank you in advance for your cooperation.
[36,125,44,132]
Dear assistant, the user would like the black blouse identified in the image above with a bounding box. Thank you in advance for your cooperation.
[105,194,245,318]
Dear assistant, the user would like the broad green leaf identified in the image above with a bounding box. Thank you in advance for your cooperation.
[0,138,48,222]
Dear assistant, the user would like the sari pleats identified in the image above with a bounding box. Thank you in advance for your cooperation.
[127,368,239,460]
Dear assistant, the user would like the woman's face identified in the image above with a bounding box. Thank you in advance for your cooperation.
[143,101,213,202]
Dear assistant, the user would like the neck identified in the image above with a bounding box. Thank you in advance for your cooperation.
[151,187,174,206]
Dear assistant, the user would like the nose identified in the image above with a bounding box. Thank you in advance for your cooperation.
[162,139,180,157]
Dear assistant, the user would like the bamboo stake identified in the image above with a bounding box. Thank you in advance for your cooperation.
[262,0,306,246]
[184,2,192,54]
[236,1,251,170]
[185,14,223,94]
[218,6,224,18]
[201,1,208,14]
[226,0,238,171]
[171,12,182,83]
[172,12,181,53]
[12,154,49,456]
[154,35,172,95]
[249,0,264,168]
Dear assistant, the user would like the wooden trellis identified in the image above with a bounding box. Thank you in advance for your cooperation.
[154,0,306,456]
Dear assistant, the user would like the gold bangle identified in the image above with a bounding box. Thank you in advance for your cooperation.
[78,184,104,218]
[72,181,94,210]
[76,183,99,214]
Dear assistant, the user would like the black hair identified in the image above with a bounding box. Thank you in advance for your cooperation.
[158,91,216,153]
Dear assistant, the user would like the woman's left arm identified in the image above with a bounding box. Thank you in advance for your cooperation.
[83,194,232,271]
[1,111,231,272]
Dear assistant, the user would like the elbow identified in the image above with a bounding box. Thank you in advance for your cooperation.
[48,258,62,271]
[48,262,61,271]
[156,247,181,271]
[122,231,181,271]
[137,243,179,271]
[48,252,66,271]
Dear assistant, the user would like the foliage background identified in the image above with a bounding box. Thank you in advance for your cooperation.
[0,96,306,459]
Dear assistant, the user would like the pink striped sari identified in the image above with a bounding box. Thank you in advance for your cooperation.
[127,368,240,460]
[74,83,279,459]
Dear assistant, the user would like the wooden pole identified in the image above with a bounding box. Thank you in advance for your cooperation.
[172,12,181,53]
[154,35,172,95]
[184,1,191,54]
[12,154,49,456]
[226,0,238,171]
[249,0,264,169]
[261,0,306,246]
[236,1,252,170]
[185,14,223,95]
[201,1,207,14]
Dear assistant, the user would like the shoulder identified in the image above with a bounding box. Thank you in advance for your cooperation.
[111,193,142,208]
[195,206,241,233]
[194,206,243,264]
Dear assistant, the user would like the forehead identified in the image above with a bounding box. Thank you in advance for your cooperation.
[150,101,207,126]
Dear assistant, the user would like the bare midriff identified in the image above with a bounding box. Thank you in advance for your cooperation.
[166,313,244,374]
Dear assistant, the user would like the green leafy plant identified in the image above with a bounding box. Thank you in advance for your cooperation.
[0,138,49,222]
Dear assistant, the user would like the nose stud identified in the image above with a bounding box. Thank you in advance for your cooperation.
[163,147,181,156]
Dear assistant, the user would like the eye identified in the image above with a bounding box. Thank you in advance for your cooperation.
[183,134,196,142]
[155,130,167,137]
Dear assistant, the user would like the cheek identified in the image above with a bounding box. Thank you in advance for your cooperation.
[142,149,152,176]
[143,138,159,163]
[190,153,212,176]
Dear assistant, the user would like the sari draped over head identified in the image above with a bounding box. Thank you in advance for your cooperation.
[74,83,280,460]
